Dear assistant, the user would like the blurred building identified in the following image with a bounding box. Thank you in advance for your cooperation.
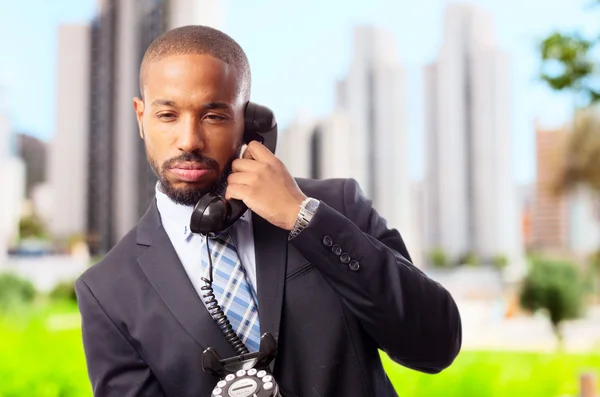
[280,26,413,240]
[423,3,523,265]
[30,183,54,226]
[531,122,600,256]
[530,123,570,252]
[0,104,26,265]
[336,26,412,237]
[87,0,222,255]
[568,187,600,256]
[48,24,91,242]
[278,115,320,179]
[278,110,354,180]
[15,133,47,198]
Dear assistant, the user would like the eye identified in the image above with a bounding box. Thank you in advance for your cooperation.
[205,114,227,121]
[157,112,176,121]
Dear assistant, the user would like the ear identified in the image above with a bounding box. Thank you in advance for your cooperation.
[133,97,145,139]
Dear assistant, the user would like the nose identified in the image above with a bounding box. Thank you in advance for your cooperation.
[176,117,205,153]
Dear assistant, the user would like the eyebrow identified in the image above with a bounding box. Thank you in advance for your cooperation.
[203,102,231,111]
[150,99,231,111]
[151,99,176,107]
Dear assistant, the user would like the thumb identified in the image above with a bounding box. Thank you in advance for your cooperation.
[240,143,254,160]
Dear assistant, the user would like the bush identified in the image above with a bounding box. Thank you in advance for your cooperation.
[491,255,508,270]
[457,251,480,267]
[519,259,585,347]
[49,280,78,303]
[428,248,450,268]
[0,272,37,313]
[19,214,48,240]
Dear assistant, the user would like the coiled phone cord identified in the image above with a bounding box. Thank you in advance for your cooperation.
[200,233,250,356]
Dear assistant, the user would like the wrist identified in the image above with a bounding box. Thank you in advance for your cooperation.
[285,195,307,230]
[288,197,320,240]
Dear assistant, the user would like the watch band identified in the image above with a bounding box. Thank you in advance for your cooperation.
[288,197,320,241]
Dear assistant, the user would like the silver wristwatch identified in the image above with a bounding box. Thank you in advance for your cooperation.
[288,197,320,240]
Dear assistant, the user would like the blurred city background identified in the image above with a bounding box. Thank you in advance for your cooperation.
[1,0,600,396]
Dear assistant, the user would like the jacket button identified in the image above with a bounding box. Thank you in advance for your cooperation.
[340,253,351,263]
[323,236,333,247]
[332,244,342,256]
[349,260,360,271]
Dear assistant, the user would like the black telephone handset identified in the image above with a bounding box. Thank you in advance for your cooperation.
[190,102,283,397]
[189,102,278,235]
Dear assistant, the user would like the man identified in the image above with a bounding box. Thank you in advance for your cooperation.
[75,25,462,397]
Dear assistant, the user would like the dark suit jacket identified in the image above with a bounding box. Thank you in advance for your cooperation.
[75,177,462,397]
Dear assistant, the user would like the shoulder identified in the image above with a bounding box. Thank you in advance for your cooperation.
[76,226,142,297]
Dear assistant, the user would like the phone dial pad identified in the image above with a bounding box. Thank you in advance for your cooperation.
[212,368,277,397]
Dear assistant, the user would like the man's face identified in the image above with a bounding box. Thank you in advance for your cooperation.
[133,54,245,206]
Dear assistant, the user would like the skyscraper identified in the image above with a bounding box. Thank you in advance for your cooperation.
[87,1,117,255]
[336,26,411,236]
[0,101,26,265]
[15,133,48,199]
[278,110,354,181]
[278,26,419,259]
[423,3,522,264]
[48,24,91,241]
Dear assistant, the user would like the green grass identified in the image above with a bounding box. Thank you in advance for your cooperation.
[0,302,599,396]
[0,301,90,397]
[382,349,600,397]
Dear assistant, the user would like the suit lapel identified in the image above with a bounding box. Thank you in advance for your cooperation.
[136,200,237,359]
[252,213,289,345]
[135,200,289,358]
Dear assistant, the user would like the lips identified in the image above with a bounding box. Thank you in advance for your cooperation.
[169,163,213,182]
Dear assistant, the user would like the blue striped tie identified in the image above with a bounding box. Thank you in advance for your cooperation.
[202,233,261,352]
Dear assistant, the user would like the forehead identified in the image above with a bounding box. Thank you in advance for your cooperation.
[143,53,241,104]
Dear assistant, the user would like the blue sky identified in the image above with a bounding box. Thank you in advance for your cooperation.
[0,0,597,184]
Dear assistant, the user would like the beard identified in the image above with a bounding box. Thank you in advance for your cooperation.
[147,145,241,207]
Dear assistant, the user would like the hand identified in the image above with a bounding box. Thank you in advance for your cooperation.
[226,141,307,230]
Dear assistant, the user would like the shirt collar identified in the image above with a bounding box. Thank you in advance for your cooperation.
[155,182,250,240]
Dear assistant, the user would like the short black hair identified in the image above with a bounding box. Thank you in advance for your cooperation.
[139,25,251,101]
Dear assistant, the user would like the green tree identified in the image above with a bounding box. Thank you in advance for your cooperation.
[539,32,600,107]
[538,4,600,257]
[519,259,585,349]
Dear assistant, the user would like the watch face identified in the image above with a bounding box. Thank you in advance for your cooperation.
[305,198,319,213]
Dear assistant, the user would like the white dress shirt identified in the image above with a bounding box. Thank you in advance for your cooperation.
[154,183,258,299]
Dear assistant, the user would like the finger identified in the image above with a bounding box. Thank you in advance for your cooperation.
[240,144,252,160]
[227,171,259,186]
[225,183,252,201]
[245,140,276,163]
[231,158,265,173]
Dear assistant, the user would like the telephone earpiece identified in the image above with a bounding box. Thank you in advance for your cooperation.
[189,102,277,235]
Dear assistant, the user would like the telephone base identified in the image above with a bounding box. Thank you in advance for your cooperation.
[202,333,282,397]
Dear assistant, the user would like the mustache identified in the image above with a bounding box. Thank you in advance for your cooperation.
[161,152,220,171]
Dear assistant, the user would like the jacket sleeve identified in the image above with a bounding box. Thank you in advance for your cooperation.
[290,178,462,373]
[75,278,166,396]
